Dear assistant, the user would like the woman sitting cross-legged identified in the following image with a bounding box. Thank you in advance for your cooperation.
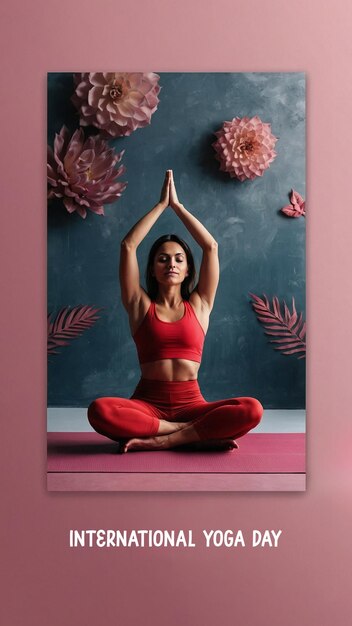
[87,170,263,452]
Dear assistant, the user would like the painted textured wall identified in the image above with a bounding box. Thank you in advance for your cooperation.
[47,72,305,408]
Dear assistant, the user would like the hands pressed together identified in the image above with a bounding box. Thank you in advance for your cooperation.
[159,170,181,210]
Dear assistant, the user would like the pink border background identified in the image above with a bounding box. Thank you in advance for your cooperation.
[2,1,352,623]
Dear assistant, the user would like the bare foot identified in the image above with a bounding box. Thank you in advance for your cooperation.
[123,434,171,453]
[176,439,239,452]
[123,422,204,452]
[120,436,238,453]
[157,419,189,435]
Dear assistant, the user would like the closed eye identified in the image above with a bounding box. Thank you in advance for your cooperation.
[158,255,185,262]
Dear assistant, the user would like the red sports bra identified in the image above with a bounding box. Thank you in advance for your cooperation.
[132,300,206,364]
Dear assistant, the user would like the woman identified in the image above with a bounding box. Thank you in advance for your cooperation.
[88,170,263,452]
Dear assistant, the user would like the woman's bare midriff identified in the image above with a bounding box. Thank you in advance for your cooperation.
[140,358,200,381]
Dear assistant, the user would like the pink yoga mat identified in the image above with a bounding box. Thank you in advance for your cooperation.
[47,432,305,473]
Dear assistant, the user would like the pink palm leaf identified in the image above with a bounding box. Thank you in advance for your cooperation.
[48,305,103,355]
[249,293,306,359]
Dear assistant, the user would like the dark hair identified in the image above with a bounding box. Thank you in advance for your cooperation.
[145,234,197,301]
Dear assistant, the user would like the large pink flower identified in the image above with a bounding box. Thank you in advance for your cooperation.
[47,125,127,218]
[212,116,278,181]
[71,72,161,138]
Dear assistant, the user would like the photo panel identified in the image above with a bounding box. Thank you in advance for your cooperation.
[47,72,306,491]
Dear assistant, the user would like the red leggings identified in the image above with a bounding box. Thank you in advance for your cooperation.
[87,378,263,442]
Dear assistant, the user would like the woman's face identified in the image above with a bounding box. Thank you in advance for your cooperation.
[152,241,189,287]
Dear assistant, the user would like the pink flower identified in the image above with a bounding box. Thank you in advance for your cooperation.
[212,115,278,181]
[71,72,161,138]
[47,125,127,219]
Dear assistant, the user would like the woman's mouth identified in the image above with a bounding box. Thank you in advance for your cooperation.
[165,271,178,276]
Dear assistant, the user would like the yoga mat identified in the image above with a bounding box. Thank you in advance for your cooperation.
[47,432,305,473]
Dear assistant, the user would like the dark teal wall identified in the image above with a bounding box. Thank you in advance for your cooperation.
[48,72,305,408]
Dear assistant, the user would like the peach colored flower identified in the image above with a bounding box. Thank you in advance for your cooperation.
[47,125,127,219]
[71,72,161,138]
[212,115,278,181]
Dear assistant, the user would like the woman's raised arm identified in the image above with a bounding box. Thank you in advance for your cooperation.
[169,170,219,311]
[119,171,171,310]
